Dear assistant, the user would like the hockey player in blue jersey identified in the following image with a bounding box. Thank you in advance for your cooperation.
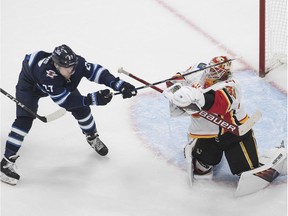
[1,44,137,185]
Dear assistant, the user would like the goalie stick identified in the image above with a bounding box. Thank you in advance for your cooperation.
[0,88,66,123]
[115,57,240,95]
[118,68,261,136]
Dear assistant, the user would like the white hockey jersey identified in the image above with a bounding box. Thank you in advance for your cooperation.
[188,79,248,138]
[166,65,249,138]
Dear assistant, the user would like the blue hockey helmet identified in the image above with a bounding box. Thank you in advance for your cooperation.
[52,44,78,68]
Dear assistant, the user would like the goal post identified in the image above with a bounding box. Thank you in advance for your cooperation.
[259,0,287,77]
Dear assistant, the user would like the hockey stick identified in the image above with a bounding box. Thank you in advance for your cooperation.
[118,68,261,136]
[0,88,66,123]
[115,57,240,95]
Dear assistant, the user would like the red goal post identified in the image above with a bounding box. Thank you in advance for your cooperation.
[259,0,287,77]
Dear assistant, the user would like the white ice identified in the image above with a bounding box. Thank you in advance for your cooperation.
[1,0,287,216]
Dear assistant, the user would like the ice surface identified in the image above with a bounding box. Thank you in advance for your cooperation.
[1,0,287,216]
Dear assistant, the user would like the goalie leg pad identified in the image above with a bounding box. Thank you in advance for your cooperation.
[235,142,287,196]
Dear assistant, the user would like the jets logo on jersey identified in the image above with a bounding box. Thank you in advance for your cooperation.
[46,70,58,79]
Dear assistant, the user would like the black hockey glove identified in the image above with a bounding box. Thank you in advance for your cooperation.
[119,82,137,99]
[113,78,137,99]
[86,89,113,106]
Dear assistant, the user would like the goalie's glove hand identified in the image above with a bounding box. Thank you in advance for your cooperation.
[86,89,113,106]
[113,78,137,99]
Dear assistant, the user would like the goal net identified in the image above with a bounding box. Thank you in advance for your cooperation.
[259,0,287,77]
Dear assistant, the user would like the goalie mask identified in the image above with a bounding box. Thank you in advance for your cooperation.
[200,56,231,88]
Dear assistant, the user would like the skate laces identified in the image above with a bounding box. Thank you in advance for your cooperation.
[87,134,104,151]
[91,137,105,150]
[3,156,19,172]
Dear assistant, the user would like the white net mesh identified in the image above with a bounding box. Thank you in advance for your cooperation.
[265,0,287,72]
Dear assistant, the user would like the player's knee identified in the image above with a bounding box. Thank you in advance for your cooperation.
[70,106,92,119]
[13,116,34,132]
[192,148,222,166]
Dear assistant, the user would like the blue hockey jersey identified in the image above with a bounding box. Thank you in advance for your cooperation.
[22,51,119,110]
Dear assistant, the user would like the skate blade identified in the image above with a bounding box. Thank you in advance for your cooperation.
[0,173,19,185]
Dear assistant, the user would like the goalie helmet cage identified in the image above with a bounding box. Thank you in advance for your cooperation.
[259,0,287,77]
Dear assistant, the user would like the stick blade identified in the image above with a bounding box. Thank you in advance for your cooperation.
[42,108,66,123]
[238,111,262,136]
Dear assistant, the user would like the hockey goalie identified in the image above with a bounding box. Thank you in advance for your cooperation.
[163,56,287,196]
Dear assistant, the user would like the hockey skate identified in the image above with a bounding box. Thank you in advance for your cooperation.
[1,155,20,185]
[86,133,109,156]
